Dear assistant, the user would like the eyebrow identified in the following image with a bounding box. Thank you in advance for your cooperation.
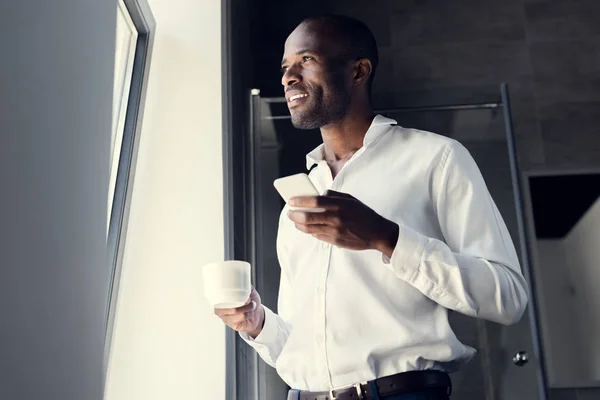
[281,49,316,66]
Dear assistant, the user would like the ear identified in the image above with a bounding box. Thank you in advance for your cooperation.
[352,58,373,87]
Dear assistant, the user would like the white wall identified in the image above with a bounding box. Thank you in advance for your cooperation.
[104,0,227,399]
[535,198,600,387]
[0,1,114,399]
[535,240,585,385]
[563,198,600,379]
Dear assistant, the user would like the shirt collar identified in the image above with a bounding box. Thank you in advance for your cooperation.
[305,114,397,170]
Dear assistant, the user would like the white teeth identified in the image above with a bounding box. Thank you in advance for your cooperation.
[289,93,308,102]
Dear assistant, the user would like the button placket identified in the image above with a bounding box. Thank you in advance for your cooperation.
[320,237,333,390]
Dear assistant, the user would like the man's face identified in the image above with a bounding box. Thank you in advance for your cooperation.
[281,23,351,129]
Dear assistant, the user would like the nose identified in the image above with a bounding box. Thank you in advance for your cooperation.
[281,64,302,88]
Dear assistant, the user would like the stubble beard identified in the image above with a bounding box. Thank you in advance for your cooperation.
[290,78,350,130]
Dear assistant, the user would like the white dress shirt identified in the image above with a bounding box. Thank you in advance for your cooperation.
[240,115,529,392]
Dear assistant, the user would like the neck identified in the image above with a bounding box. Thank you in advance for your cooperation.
[320,103,374,162]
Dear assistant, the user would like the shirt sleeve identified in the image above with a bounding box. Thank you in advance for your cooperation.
[384,141,529,325]
[238,209,294,367]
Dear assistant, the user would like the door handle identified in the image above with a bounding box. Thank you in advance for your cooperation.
[512,351,529,366]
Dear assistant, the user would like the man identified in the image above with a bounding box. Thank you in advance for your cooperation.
[216,15,529,400]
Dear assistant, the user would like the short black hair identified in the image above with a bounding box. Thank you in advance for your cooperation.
[301,14,379,90]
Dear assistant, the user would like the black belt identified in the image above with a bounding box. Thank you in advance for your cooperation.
[289,370,451,400]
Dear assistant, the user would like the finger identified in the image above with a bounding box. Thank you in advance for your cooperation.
[293,222,312,234]
[313,234,359,249]
[288,195,343,210]
[325,190,355,199]
[227,308,257,324]
[235,300,256,314]
[216,300,255,316]
[215,308,230,317]
[288,210,340,226]
[215,306,241,316]
[223,314,247,328]
[233,319,248,331]
[294,222,328,234]
[312,232,335,241]
[295,223,338,236]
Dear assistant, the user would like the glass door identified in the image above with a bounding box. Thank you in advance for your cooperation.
[245,85,547,400]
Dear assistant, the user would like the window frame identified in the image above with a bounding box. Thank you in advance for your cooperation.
[104,0,156,377]
[108,0,138,230]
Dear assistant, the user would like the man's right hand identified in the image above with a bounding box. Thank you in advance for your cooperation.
[214,286,265,339]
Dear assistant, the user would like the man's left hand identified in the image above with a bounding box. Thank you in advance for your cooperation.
[288,190,399,258]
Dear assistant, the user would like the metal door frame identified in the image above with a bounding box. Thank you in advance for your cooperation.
[222,79,549,398]
[501,85,548,400]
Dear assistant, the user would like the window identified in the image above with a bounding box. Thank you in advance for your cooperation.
[107,0,138,230]
[105,0,155,371]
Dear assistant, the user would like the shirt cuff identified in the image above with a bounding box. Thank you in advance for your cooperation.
[383,223,427,281]
[239,305,278,347]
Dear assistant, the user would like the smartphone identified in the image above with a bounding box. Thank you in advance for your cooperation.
[273,173,325,212]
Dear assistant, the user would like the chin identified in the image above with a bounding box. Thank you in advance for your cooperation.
[290,109,324,130]
[291,116,321,130]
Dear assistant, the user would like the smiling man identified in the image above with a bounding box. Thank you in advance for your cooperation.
[215,15,529,400]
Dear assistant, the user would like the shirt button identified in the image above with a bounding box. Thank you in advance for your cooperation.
[316,335,324,343]
[322,242,330,249]
[317,285,324,294]
[324,380,330,389]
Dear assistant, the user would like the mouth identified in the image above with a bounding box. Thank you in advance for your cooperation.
[286,92,309,108]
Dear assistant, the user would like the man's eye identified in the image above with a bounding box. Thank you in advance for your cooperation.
[302,56,314,62]
[281,66,288,74]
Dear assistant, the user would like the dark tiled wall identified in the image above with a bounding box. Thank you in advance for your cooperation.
[251,0,600,172]
[245,1,600,399]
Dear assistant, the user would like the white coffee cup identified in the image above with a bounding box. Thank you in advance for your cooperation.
[202,260,251,309]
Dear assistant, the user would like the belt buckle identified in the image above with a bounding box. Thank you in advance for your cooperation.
[329,383,363,400]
